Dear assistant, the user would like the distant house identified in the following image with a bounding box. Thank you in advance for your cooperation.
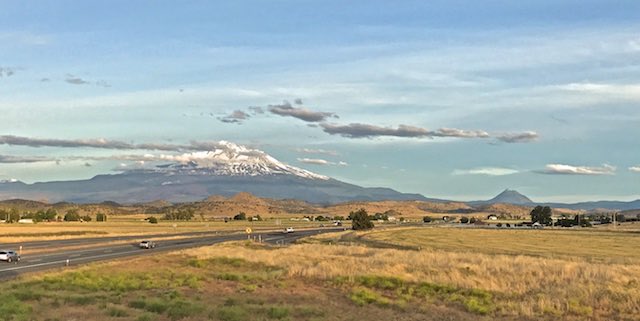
[18,218,34,224]
[487,215,498,220]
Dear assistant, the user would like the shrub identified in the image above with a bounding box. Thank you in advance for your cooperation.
[96,213,107,222]
[137,314,153,321]
[423,216,432,223]
[267,306,290,319]
[166,300,204,320]
[460,217,469,224]
[233,212,247,221]
[217,306,248,321]
[107,307,128,317]
[147,217,158,224]
[81,215,92,222]
[351,209,374,230]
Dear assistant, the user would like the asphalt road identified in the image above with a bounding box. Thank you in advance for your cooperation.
[0,227,344,279]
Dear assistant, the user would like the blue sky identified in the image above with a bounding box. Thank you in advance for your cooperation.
[1,0,639,202]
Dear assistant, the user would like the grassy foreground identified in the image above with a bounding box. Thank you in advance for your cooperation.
[2,227,639,320]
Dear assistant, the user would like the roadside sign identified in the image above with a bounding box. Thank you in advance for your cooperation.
[245,227,252,234]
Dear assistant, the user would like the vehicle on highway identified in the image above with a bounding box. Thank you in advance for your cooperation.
[283,227,295,234]
[0,250,20,263]
[139,240,157,249]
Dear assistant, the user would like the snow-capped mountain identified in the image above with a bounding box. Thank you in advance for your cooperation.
[0,141,428,204]
[154,141,328,180]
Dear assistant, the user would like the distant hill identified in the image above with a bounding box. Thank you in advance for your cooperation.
[468,189,640,211]
[468,189,534,206]
[544,200,640,212]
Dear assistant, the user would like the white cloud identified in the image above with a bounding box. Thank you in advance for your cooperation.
[557,83,640,101]
[452,167,519,176]
[539,164,616,176]
[297,158,330,165]
[629,166,640,173]
[294,148,339,156]
[297,158,348,166]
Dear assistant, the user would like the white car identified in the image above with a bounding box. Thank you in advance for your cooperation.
[139,240,157,249]
[0,250,20,263]
[283,227,295,234]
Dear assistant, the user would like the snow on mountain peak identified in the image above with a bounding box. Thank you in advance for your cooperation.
[155,141,328,180]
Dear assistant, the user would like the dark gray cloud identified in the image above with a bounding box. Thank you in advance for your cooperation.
[65,74,110,87]
[0,155,53,163]
[0,135,188,151]
[294,98,303,105]
[40,78,50,82]
[218,110,250,124]
[433,128,490,138]
[320,123,490,139]
[65,75,90,85]
[269,101,337,122]
[495,131,539,143]
[321,123,430,138]
[0,67,16,77]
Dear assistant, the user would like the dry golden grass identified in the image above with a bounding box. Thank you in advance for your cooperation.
[363,227,640,264]
[187,232,640,319]
[0,218,322,242]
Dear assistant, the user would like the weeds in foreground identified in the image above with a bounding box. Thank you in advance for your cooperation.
[340,275,494,314]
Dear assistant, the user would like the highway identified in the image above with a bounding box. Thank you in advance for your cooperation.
[0,227,343,279]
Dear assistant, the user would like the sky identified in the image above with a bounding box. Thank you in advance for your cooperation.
[0,0,639,202]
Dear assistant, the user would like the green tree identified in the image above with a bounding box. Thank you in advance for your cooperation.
[64,209,81,221]
[530,206,552,225]
[233,212,247,220]
[7,208,21,223]
[163,207,195,221]
[148,216,158,224]
[460,217,469,224]
[45,208,58,221]
[350,208,374,230]
[96,213,107,222]
[422,216,432,223]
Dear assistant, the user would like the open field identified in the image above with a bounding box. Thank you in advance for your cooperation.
[1,225,639,320]
[0,218,331,243]
[358,227,640,264]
